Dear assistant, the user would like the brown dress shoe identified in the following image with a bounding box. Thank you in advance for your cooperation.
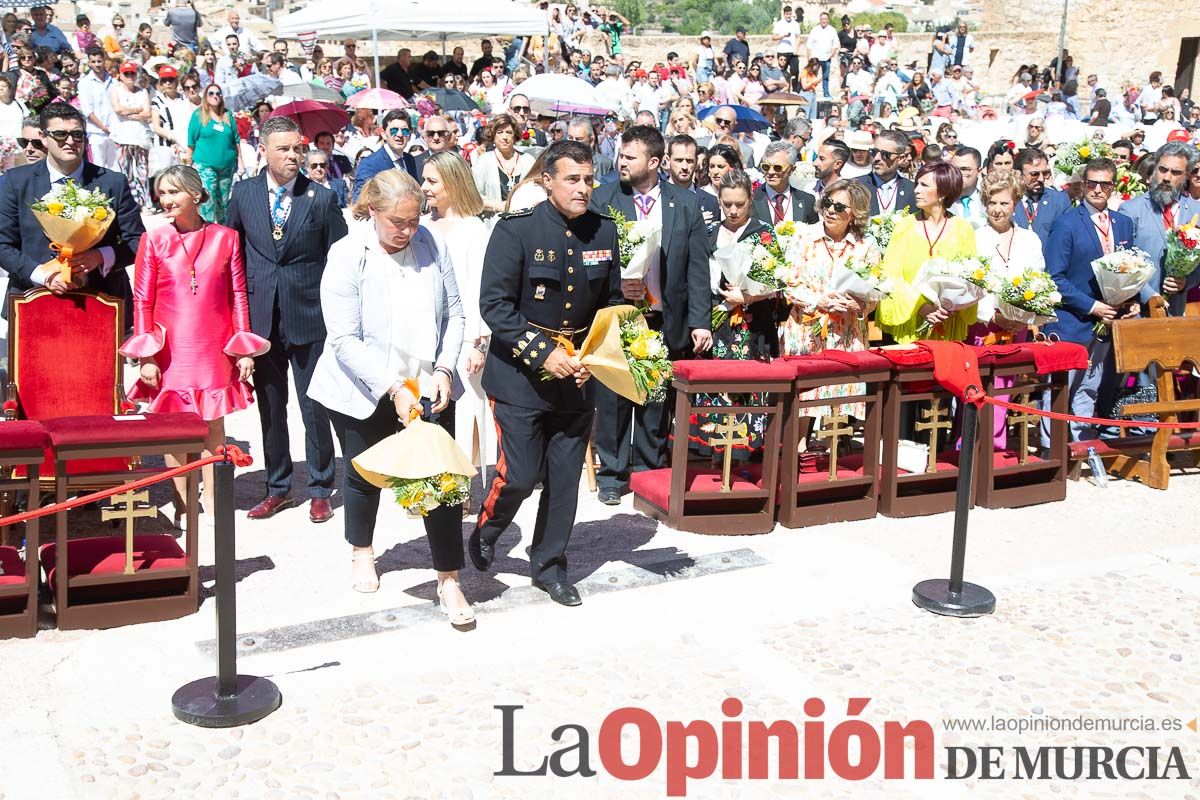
[247,494,295,520]
[309,497,334,523]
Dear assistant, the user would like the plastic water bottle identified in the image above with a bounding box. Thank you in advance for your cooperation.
[1086,447,1109,487]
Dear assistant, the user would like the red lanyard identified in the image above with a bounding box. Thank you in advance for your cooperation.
[994,229,1015,266]
[875,181,897,212]
[1093,213,1111,250]
[1024,197,1038,225]
[922,218,948,256]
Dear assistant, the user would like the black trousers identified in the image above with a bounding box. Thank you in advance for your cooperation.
[475,400,592,584]
[255,307,335,498]
[593,383,670,492]
[328,397,464,571]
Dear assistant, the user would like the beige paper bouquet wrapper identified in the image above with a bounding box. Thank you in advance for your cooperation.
[32,209,114,283]
[573,304,647,405]
[351,418,478,489]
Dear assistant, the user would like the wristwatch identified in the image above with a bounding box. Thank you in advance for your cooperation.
[474,341,489,354]
[387,384,401,401]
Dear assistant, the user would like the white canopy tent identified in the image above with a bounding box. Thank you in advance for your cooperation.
[277,0,549,78]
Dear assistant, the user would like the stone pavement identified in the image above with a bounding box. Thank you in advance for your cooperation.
[3,388,1200,799]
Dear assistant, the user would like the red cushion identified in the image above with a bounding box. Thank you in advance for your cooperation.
[985,342,1088,373]
[781,351,894,380]
[672,359,795,383]
[631,465,764,511]
[1069,433,1200,459]
[42,412,208,449]
[0,421,51,456]
[991,451,1045,467]
[0,546,26,585]
[797,453,867,483]
[40,533,186,591]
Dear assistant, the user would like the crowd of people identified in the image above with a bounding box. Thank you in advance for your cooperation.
[3,3,1200,627]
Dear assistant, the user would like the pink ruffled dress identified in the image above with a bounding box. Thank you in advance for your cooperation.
[119,223,270,421]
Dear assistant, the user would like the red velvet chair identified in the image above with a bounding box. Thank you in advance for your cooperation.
[7,289,209,630]
[0,421,48,638]
[777,352,893,528]
[876,347,980,518]
[631,359,794,535]
[975,342,1081,508]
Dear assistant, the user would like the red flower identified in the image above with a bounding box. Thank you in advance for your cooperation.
[521,129,532,141]
[759,231,772,244]
[1004,140,1015,151]
[1121,193,1132,201]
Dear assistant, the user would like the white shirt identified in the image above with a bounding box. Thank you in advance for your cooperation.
[806,23,839,61]
[379,238,438,376]
[78,70,114,135]
[772,19,801,54]
[951,188,986,229]
[975,225,1045,278]
[716,220,750,249]
[1139,84,1163,119]
[213,24,263,55]
[845,69,873,97]
[32,162,116,286]
[634,185,664,311]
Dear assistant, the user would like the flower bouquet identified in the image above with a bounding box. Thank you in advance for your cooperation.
[1090,247,1155,335]
[29,179,114,285]
[609,205,663,310]
[1115,168,1145,202]
[994,267,1062,327]
[352,378,478,516]
[913,255,996,336]
[709,229,786,328]
[541,306,672,404]
[828,248,891,305]
[1052,137,1115,179]
[772,219,799,255]
[1165,214,1200,280]
[864,208,910,252]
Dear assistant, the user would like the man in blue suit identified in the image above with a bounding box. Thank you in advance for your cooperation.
[1013,147,1072,244]
[226,115,348,523]
[664,134,719,225]
[351,109,418,202]
[0,103,143,308]
[1120,141,1200,316]
[1042,157,1139,441]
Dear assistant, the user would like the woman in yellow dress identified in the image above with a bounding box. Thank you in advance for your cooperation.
[877,161,978,342]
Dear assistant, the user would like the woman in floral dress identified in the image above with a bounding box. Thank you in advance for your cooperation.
[780,179,882,426]
[687,169,780,458]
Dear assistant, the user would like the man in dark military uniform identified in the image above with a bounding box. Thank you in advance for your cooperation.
[469,140,622,607]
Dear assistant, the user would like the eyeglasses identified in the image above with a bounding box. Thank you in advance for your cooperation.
[714,117,736,128]
[820,197,850,213]
[1024,169,1052,179]
[1084,179,1115,191]
[760,163,791,174]
[1028,124,1043,131]
[43,129,86,143]
[16,137,44,150]
[207,89,222,96]
[388,126,411,136]
[425,129,449,137]
[113,23,124,28]
[870,148,902,161]
[509,104,531,114]
[182,84,199,90]
[308,162,328,169]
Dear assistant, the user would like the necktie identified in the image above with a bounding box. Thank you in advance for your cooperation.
[961,196,971,216]
[772,193,787,223]
[1094,212,1112,254]
[271,186,288,240]
[1163,203,1175,230]
[634,194,656,220]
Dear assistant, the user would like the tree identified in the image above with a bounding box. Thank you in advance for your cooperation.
[615,0,644,29]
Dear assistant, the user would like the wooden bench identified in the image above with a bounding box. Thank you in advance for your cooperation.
[1069,297,1200,489]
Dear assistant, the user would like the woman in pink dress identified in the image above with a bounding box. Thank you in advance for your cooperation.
[119,165,270,526]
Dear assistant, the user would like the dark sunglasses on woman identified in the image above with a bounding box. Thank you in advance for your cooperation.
[820,197,850,213]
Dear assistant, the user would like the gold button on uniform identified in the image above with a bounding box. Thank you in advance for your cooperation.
[565,231,572,238]
[568,267,575,274]
[567,249,574,255]
[567,286,574,292]
[565,302,573,309]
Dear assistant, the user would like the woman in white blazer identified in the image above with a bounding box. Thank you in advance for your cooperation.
[307,169,474,629]
[471,113,536,214]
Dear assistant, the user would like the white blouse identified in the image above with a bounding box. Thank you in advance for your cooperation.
[975,224,1046,278]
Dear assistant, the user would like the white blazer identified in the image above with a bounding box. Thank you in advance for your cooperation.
[307,222,466,420]
[472,148,535,204]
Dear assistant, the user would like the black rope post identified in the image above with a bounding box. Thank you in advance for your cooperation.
[912,394,996,618]
[172,457,281,727]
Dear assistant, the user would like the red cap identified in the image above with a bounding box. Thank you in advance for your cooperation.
[157,64,178,79]
[1166,129,1192,143]
[119,61,139,75]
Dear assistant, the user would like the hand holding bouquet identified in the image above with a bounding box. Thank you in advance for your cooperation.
[1090,247,1154,335]
[30,180,114,285]
[1165,215,1200,281]
[710,229,786,328]
[994,267,1062,327]
[913,255,996,337]
[542,306,672,404]
[609,206,663,308]
[828,249,891,305]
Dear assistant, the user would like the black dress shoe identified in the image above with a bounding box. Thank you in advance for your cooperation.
[468,529,493,571]
[598,488,621,506]
[533,580,582,606]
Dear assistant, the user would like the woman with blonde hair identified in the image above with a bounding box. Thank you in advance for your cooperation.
[421,151,494,486]
[472,112,535,212]
[307,169,473,627]
[120,165,269,528]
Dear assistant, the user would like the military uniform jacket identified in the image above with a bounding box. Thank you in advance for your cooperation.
[480,200,623,411]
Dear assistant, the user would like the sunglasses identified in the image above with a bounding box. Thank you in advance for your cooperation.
[388,126,411,136]
[714,117,736,127]
[183,84,199,90]
[1028,125,1044,131]
[820,197,850,213]
[207,90,222,96]
[1025,169,1052,179]
[17,137,44,150]
[308,162,328,169]
[509,105,531,114]
[870,148,902,161]
[43,129,86,143]
[760,163,791,174]
[425,129,449,137]
[1084,180,1114,191]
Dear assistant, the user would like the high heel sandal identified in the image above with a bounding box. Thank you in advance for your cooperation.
[351,552,380,593]
[436,581,476,631]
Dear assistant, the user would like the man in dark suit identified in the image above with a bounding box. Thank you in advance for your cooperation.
[564,117,613,179]
[226,115,349,523]
[855,130,917,216]
[753,141,817,227]
[664,134,719,225]
[351,109,418,202]
[1013,146,1072,244]
[1041,157,1138,441]
[590,125,712,505]
[0,103,143,307]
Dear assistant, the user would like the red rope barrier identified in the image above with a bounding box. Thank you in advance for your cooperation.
[971,390,1200,431]
[0,445,253,528]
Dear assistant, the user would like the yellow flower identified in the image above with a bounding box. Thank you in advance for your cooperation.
[628,336,651,360]
[972,269,985,281]
[92,207,108,221]
[1011,276,1023,287]
[46,201,64,216]
[1023,290,1035,301]
[1078,146,1091,159]
[437,473,459,494]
